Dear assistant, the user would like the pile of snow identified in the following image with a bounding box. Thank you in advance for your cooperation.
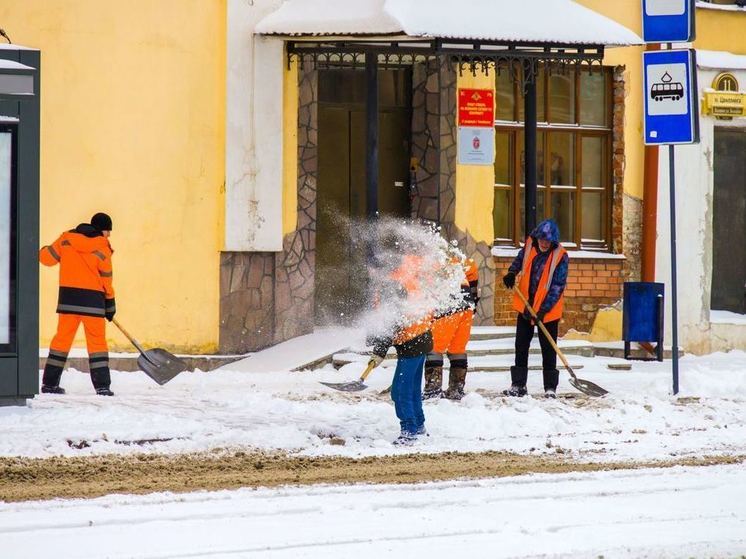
[3,351,746,461]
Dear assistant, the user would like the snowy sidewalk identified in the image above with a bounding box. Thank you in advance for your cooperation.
[1,464,744,558]
[2,351,746,461]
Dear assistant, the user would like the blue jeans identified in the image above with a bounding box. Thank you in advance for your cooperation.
[390,354,426,434]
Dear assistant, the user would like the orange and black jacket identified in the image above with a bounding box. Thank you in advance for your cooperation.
[39,224,115,318]
[372,255,434,359]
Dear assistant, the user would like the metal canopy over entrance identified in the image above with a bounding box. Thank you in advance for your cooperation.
[258,0,640,233]
[286,37,608,235]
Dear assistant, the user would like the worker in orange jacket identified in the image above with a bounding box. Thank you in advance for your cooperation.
[39,213,116,396]
[502,219,568,398]
[370,254,434,445]
[423,256,479,400]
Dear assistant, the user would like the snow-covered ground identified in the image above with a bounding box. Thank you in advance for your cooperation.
[2,464,745,559]
[2,351,746,461]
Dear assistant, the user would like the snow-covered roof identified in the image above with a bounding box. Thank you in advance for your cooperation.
[256,0,643,47]
[0,59,35,71]
[697,49,746,71]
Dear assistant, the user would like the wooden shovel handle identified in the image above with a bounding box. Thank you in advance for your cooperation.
[360,360,378,382]
[112,318,147,357]
[512,286,578,381]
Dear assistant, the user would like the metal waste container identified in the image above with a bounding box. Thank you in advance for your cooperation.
[622,282,664,361]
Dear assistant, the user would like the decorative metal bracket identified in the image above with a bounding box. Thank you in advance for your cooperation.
[286,38,605,89]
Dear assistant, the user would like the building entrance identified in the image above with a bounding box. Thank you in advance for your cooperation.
[712,128,746,315]
[315,68,412,321]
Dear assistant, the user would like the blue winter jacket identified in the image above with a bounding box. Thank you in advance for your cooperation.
[508,219,569,317]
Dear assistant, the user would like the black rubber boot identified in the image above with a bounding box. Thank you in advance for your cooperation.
[444,367,467,400]
[503,366,528,397]
[41,385,66,395]
[422,366,443,400]
[543,368,559,398]
[91,367,112,396]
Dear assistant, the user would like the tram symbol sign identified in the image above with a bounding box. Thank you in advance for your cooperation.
[643,49,699,145]
[647,66,688,115]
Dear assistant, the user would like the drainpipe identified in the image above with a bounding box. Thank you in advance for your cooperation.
[641,44,661,283]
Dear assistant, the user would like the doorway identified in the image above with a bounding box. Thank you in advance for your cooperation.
[712,128,746,314]
[315,68,412,321]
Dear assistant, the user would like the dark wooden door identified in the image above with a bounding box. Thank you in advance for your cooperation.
[712,128,746,314]
[316,69,412,321]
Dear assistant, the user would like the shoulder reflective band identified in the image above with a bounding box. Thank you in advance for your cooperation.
[92,250,106,261]
[545,249,564,290]
[521,237,533,274]
[100,270,113,277]
[46,245,60,261]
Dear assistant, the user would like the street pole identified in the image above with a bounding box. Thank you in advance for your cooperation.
[669,144,680,395]
[666,42,680,396]
[366,52,379,222]
[524,63,538,236]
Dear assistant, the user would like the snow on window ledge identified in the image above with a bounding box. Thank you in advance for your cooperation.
[710,310,746,326]
[492,246,626,260]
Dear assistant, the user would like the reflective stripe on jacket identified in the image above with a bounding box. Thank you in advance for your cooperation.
[40,225,115,317]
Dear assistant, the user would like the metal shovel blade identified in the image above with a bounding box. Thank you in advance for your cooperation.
[319,380,368,392]
[137,349,188,386]
[569,376,608,397]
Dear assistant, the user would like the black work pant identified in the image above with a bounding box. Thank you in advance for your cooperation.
[514,314,559,370]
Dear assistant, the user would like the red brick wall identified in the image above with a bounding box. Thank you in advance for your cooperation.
[493,256,625,335]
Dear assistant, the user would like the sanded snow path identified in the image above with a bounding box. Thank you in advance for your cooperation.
[2,351,746,461]
[1,464,745,559]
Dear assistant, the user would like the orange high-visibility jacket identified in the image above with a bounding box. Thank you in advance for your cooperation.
[512,237,567,323]
[40,224,115,317]
[389,254,433,345]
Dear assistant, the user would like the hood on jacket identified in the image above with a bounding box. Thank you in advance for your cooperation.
[530,219,560,248]
[73,223,103,238]
[63,225,109,254]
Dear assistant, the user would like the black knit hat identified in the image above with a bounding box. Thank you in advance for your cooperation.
[91,212,113,232]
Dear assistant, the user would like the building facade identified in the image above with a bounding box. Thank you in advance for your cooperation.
[1,0,743,355]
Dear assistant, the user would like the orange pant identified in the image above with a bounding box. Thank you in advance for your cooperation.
[432,310,473,355]
[50,314,108,356]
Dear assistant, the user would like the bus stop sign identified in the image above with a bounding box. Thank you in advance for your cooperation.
[643,49,699,145]
[642,0,696,43]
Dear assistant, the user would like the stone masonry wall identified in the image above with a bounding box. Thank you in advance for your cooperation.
[219,67,317,354]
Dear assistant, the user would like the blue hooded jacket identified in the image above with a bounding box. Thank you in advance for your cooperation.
[508,219,569,318]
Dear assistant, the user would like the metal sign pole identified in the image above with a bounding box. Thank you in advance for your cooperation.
[665,41,680,396]
[669,143,680,395]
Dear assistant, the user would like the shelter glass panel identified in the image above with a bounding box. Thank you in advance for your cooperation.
[0,130,13,348]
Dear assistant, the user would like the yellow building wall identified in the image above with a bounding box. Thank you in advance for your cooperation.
[455,71,496,244]
[283,58,299,237]
[694,9,746,54]
[576,0,646,201]
[0,0,227,353]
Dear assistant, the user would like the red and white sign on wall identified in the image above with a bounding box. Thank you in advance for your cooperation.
[458,88,495,127]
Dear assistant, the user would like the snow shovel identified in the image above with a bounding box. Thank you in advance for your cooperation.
[112,319,188,385]
[321,359,378,392]
[512,288,608,397]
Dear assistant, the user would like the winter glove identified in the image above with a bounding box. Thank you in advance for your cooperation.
[521,307,533,322]
[104,298,116,322]
[369,355,385,369]
[535,310,547,324]
[502,272,516,289]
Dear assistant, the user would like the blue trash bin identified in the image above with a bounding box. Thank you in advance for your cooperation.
[622,282,664,361]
